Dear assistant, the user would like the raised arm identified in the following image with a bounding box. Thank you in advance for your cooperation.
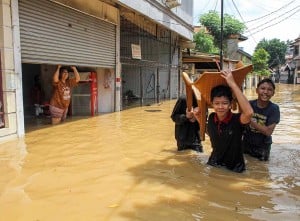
[71,66,80,83]
[53,65,61,83]
[221,70,253,124]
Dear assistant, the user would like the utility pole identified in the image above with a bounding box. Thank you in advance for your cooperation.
[220,0,224,70]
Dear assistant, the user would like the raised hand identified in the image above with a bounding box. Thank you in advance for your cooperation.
[220,69,235,87]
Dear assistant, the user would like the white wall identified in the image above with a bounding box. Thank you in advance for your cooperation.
[97,68,115,113]
[117,0,194,40]
[0,0,23,142]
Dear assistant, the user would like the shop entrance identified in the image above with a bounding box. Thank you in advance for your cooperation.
[22,64,98,131]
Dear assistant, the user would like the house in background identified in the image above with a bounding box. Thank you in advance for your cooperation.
[190,26,254,88]
[282,55,296,84]
[290,35,300,84]
[281,35,300,84]
[226,34,249,61]
[193,25,252,63]
[236,48,252,65]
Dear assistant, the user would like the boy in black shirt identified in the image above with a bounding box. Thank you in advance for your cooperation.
[243,79,280,161]
[194,70,253,172]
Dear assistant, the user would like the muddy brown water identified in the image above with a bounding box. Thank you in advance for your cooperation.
[0,84,299,221]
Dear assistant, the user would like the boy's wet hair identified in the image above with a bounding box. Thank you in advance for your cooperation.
[211,85,233,102]
[179,93,198,107]
[257,78,275,90]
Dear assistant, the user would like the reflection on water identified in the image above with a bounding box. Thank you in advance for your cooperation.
[0,84,299,221]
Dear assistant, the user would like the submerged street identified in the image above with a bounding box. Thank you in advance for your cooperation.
[0,83,299,221]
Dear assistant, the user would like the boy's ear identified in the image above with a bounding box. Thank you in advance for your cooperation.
[230,100,235,110]
[231,96,238,110]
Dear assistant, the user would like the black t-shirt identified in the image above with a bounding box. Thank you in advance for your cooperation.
[243,100,280,147]
[207,112,245,173]
[171,96,200,147]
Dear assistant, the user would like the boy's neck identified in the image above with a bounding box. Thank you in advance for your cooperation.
[257,99,270,108]
[215,111,232,122]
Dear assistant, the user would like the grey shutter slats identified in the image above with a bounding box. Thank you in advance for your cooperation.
[19,0,116,68]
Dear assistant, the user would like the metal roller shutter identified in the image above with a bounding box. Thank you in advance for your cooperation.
[18,0,116,68]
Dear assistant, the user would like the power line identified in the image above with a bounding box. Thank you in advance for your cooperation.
[193,0,218,24]
[245,0,297,23]
[230,0,257,44]
[199,0,213,13]
[247,8,300,36]
[224,0,235,15]
[214,0,219,11]
[245,5,300,33]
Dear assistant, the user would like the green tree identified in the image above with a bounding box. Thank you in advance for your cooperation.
[255,38,287,68]
[193,30,219,53]
[199,11,246,50]
[252,48,270,76]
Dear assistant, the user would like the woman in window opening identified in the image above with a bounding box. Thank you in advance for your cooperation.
[49,65,80,125]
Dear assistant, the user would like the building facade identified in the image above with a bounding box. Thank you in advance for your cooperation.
[118,0,193,108]
[0,0,194,142]
[291,35,300,84]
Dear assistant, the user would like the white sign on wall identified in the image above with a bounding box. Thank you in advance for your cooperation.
[131,44,141,59]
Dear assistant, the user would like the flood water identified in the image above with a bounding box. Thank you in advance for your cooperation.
[0,84,299,221]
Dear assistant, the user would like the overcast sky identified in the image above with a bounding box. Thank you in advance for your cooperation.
[193,0,300,55]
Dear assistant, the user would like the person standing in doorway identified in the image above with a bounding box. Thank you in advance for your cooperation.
[194,70,253,173]
[171,94,203,153]
[31,74,45,117]
[49,65,80,125]
[243,78,280,161]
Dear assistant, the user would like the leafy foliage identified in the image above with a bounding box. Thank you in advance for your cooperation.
[255,38,287,68]
[252,48,270,76]
[199,11,246,49]
[193,30,219,53]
